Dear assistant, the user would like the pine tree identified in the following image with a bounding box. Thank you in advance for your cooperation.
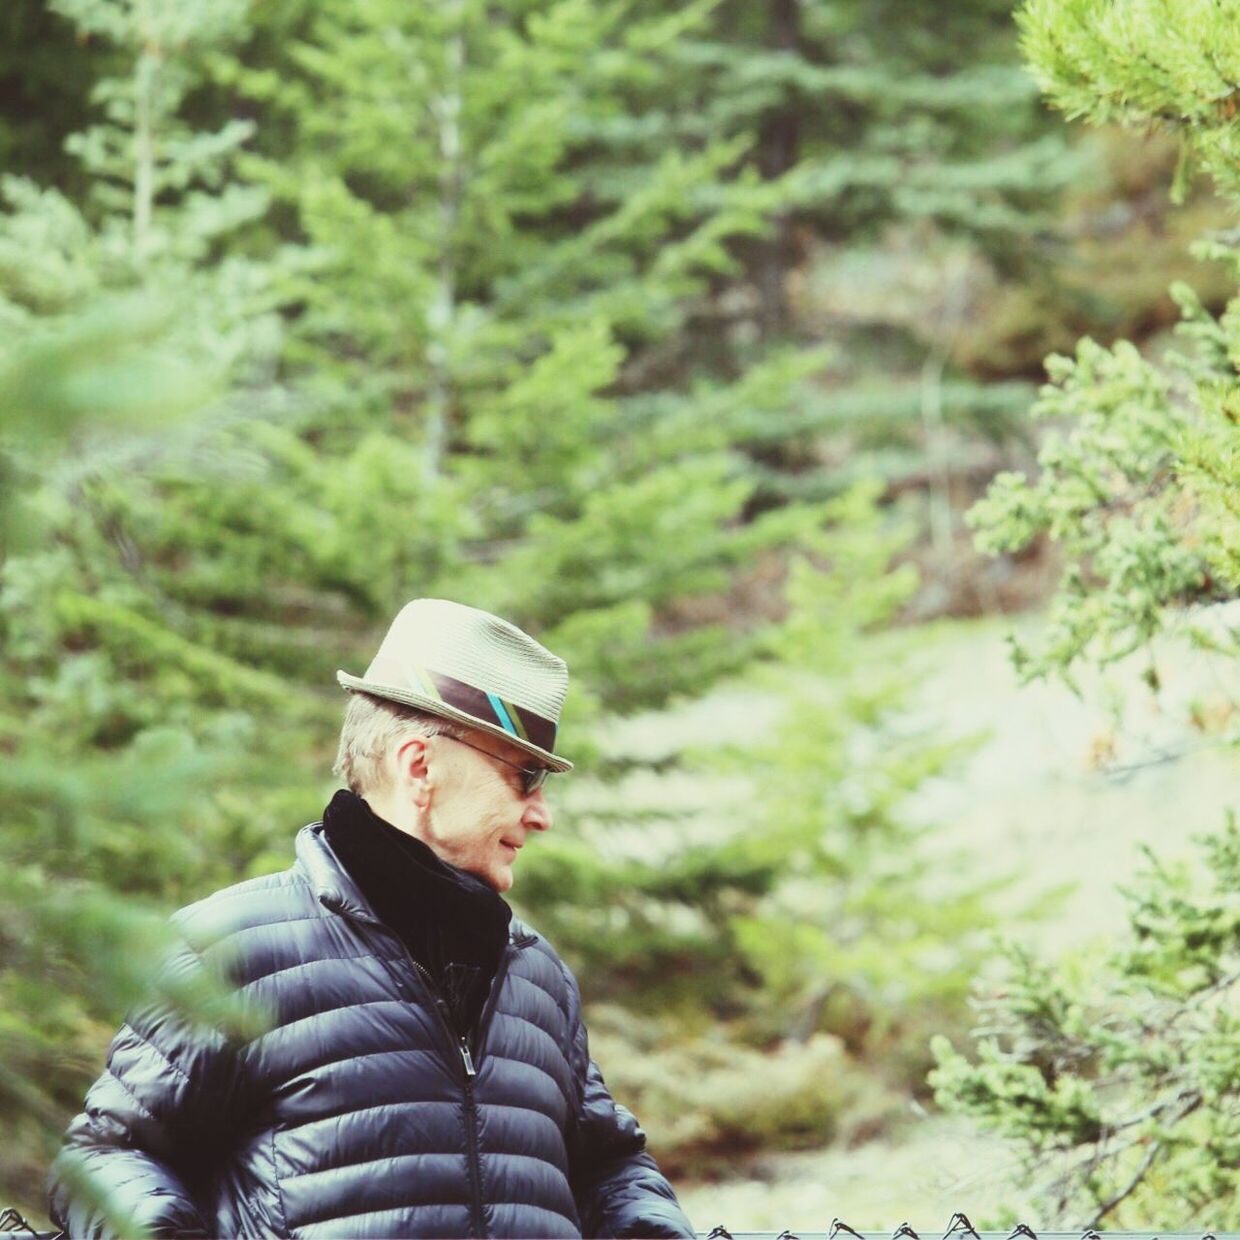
[967,0,1240,684]
[930,819,1239,1227]
[941,0,1240,1224]
[0,0,289,1217]
[645,0,1079,511]
[58,0,824,725]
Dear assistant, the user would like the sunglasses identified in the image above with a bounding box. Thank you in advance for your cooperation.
[444,734,551,796]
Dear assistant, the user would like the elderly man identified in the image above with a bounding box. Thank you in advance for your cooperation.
[49,599,695,1239]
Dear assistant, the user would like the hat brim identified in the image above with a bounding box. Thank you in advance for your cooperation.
[336,670,573,773]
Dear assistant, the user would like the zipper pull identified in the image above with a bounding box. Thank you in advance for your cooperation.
[459,1038,477,1079]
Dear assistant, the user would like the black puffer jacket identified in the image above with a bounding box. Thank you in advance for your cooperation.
[47,823,694,1239]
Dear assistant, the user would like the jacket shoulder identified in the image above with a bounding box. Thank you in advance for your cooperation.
[509,916,582,1025]
[172,858,318,959]
[511,915,566,971]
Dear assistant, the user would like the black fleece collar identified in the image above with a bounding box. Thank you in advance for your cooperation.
[321,789,512,992]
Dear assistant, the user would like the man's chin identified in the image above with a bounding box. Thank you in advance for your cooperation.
[466,862,513,893]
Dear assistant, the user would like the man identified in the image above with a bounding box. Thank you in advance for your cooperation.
[48,599,696,1239]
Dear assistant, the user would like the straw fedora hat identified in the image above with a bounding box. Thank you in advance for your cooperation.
[336,599,573,772]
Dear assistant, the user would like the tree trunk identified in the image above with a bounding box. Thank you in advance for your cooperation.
[423,7,464,483]
[133,48,158,260]
[755,0,801,341]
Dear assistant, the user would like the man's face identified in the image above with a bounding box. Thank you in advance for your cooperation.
[417,729,553,893]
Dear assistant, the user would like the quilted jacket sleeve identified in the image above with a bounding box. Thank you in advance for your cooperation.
[561,961,695,1240]
[47,941,244,1240]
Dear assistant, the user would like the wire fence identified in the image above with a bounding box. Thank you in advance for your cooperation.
[696,1219,1238,1240]
[2,1207,1236,1239]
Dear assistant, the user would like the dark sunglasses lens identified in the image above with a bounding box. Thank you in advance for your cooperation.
[522,767,549,795]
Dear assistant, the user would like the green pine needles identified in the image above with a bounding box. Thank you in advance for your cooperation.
[970,0,1240,683]
[945,0,1240,1226]
[930,818,1240,1227]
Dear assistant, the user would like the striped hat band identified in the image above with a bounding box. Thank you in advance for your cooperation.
[408,665,557,753]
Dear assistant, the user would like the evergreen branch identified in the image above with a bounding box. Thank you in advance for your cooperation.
[1088,1091,1205,1226]
[1102,1085,1203,1136]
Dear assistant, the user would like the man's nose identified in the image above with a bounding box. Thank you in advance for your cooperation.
[522,790,552,832]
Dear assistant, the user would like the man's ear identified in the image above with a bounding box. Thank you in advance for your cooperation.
[393,735,432,807]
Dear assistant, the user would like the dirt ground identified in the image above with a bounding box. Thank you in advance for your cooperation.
[676,1118,1035,1231]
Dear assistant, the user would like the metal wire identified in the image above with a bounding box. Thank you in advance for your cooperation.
[0,1210,60,1240]
[694,1223,1238,1240]
[944,1214,982,1240]
[831,1221,868,1240]
[2,1202,1234,1240]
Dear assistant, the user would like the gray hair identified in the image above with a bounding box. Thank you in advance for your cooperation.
[333,691,466,796]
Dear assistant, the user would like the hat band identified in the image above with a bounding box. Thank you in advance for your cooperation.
[411,665,558,755]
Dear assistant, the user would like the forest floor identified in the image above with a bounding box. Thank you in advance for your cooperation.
[653,606,1238,1230]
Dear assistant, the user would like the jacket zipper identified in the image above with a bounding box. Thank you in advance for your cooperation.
[336,908,528,1240]
[407,957,486,1237]
[457,1030,484,1238]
